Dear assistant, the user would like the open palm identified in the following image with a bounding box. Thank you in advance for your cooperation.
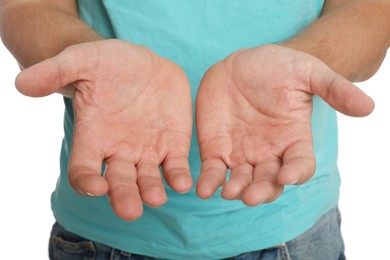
[16,40,193,221]
[196,45,374,206]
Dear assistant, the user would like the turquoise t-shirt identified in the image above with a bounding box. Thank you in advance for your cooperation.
[52,1,341,259]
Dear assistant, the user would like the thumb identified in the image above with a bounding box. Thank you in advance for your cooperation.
[309,62,375,117]
[15,50,80,97]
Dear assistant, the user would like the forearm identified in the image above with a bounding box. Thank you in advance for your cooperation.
[281,0,390,82]
[0,1,103,68]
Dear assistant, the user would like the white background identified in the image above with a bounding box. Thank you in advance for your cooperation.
[0,40,389,259]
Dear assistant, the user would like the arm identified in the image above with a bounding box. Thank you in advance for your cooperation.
[0,0,103,96]
[0,1,193,221]
[282,0,390,82]
[196,0,385,204]
[0,0,102,68]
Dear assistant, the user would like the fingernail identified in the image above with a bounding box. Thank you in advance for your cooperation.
[289,178,300,185]
[75,188,95,197]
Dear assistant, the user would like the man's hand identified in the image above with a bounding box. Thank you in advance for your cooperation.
[196,45,374,205]
[15,39,193,221]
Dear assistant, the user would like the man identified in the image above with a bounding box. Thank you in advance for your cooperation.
[0,0,388,259]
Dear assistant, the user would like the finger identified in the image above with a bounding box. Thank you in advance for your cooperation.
[221,163,253,200]
[162,156,193,194]
[68,139,108,197]
[104,157,143,221]
[15,47,82,97]
[136,162,167,208]
[241,160,283,206]
[196,159,228,199]
[309,61,375,117]
[277,140,316,185]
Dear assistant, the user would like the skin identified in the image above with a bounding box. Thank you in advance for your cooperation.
[14,40,194,221]
[195,45,374,205]
[1,0,389,220]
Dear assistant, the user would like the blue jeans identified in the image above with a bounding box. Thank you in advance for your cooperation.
[49,207,345,260]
